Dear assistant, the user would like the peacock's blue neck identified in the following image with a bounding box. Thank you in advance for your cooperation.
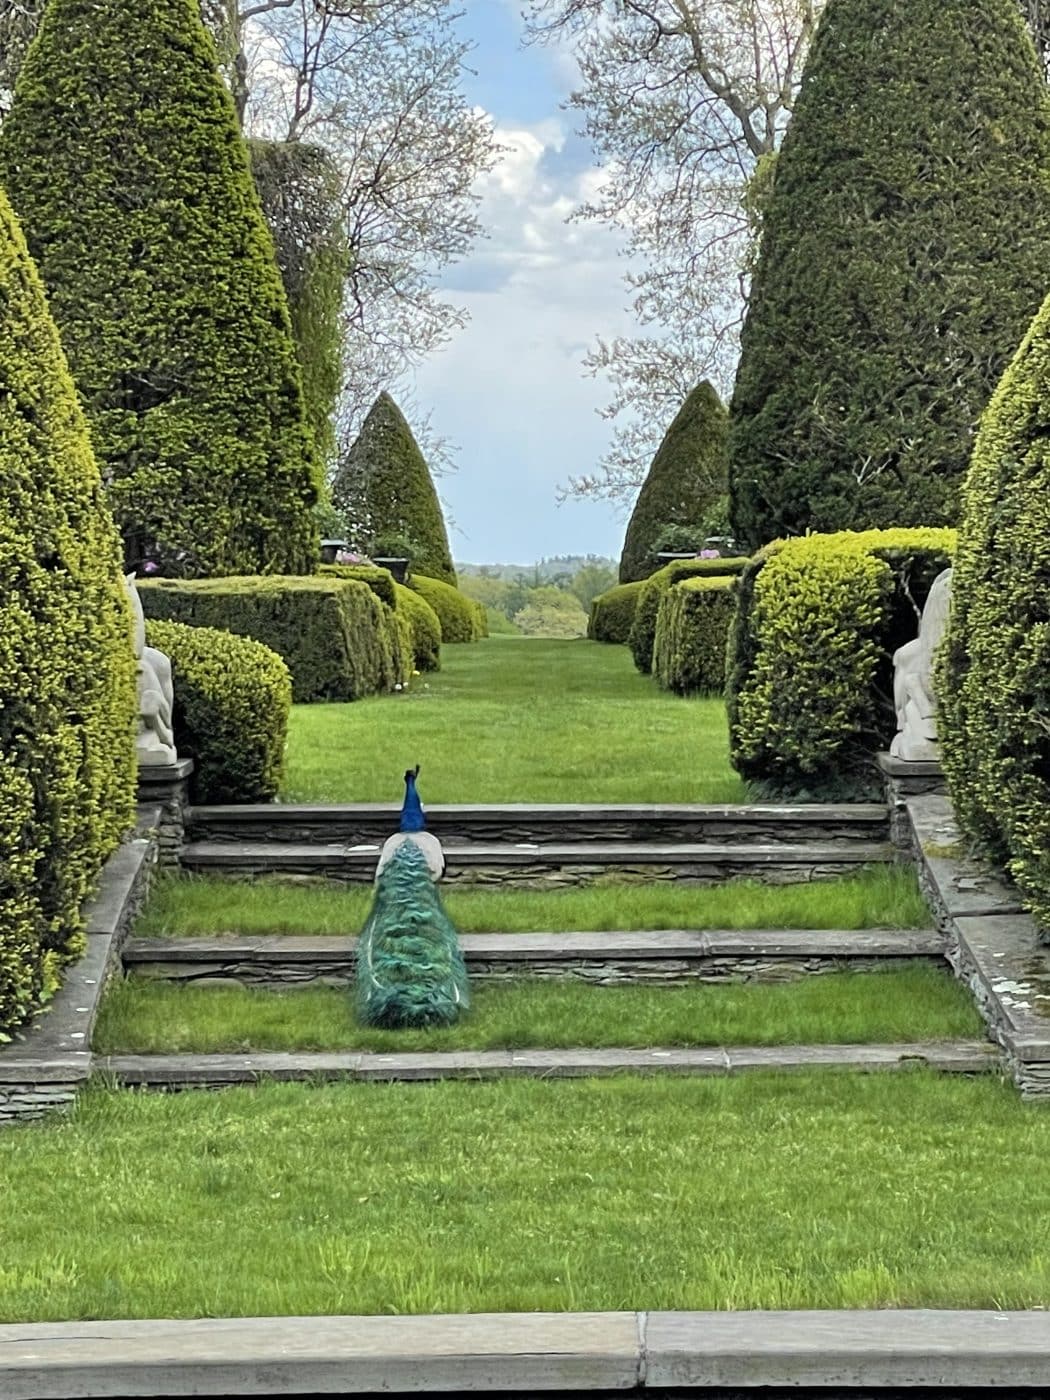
[400,775,426,833]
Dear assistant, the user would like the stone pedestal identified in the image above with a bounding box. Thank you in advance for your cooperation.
[137,758,194,865]
[876,752,946,849]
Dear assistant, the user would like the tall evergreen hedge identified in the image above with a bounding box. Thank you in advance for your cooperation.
[249,140,346,475]
[332,392,456,586]
[0,188,137,1036]
[938,290,1050,937]
[0,0,320,578]
[619,383,728,584]
[729,0,1050,551]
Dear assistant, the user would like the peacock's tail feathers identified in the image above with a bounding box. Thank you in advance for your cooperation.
[356,841,469,1029]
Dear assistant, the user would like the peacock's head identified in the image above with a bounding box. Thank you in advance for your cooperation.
[400,765,426,833]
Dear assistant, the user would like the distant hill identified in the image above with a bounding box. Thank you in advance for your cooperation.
[457,555,616,582]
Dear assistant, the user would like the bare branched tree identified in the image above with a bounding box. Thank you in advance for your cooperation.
[527,0,1049,505]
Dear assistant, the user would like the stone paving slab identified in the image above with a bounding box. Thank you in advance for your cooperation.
[8,1309,1050,1397]
[125,929,945,964]
[906,795,1023,919]
[97,1041,996,1088]
[0,1311,642,1398]
[644,1309,1050,1388]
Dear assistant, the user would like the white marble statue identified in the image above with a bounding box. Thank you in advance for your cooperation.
[123,572,178,766]
[890,567,953,762]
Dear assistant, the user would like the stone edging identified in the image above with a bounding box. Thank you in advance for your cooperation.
[97,1040,996,1088]
[122,928,947,987]
[5,1308,1050,1397]
[0,836,154,1124]
[905,792,1050,1098]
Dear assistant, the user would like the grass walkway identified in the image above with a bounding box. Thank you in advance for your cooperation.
[94,967,978,1054]
[4,1072,1050,1319]
[136,867,930,937]
[282,636,745,803]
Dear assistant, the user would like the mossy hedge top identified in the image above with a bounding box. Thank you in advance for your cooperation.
[730,0,1050,550]
[0,0,320,578]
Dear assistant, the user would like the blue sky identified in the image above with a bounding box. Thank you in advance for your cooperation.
[410,1,640,565]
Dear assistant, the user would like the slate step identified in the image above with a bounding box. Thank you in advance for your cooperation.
[187,801,890,847]
[97,1041,999,1087]
[123,928,947,986]
[178,840,895,887]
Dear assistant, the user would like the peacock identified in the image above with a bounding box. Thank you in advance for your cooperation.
[355,766,470,1028]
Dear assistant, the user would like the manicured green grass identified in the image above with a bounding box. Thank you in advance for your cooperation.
[282,636,745,803]
[93,966,979,1054]
[136,866,931,937]
[4,1071,1050,1320]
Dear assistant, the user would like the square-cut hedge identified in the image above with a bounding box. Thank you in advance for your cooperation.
[146,619,291,802]
[630,557,750,673]
[139,576,399,703]
[727,529,955,798]
[653,575,738,695]
[588,581,645,643]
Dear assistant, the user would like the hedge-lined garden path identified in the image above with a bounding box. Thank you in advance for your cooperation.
[280,635,747,804]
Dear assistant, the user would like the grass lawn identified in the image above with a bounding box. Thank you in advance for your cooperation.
[3,1071,1049,1320]
[93,966,979,1054]
[136,867,930,937]
[281,636,745,803]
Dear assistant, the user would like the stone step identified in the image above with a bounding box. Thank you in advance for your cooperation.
[187,801,890,847]
[97,1040,998,1088]
[123,928,947,986]
[5,1307,1050,1398]
[179,840,895,887]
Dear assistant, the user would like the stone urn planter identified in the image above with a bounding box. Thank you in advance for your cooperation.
[373,555,410,584]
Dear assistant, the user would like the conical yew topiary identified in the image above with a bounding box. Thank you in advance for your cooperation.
[332,392,456,585]
[0,0,319,577]
[729,0,1050,551]
[0,187,137,1035]
[619,382,729,584]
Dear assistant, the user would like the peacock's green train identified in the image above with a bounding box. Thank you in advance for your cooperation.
[355,768,470,1028]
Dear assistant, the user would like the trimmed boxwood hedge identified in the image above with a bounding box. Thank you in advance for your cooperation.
[630,557,750,674]
[0,186,137,1038]
[938,284,1050,937]
[409,574,483,643]
[588,582,645,644]
[653,576,738,695]
[139,575,402,702]
[393,582,442,672]
[146,619,291,803]
[727,528,955,798]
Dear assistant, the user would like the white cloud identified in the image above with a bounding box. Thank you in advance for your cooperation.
[412,114,644,561]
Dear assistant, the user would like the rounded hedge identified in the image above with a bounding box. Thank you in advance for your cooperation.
[728,529,955,797]
[653,576,738,695]
[938,286,1050,934]
[588,582,645,644]
[146,619,291,803]
[0,0,320,577]
[729,0,1050,549]
[619,382,729,583]
[409,575,482,643]
[0,186,137,1035]
[393,582,442,672]
[629,557,749,674]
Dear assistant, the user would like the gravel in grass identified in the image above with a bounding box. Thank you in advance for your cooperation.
[94,966,980,1054]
